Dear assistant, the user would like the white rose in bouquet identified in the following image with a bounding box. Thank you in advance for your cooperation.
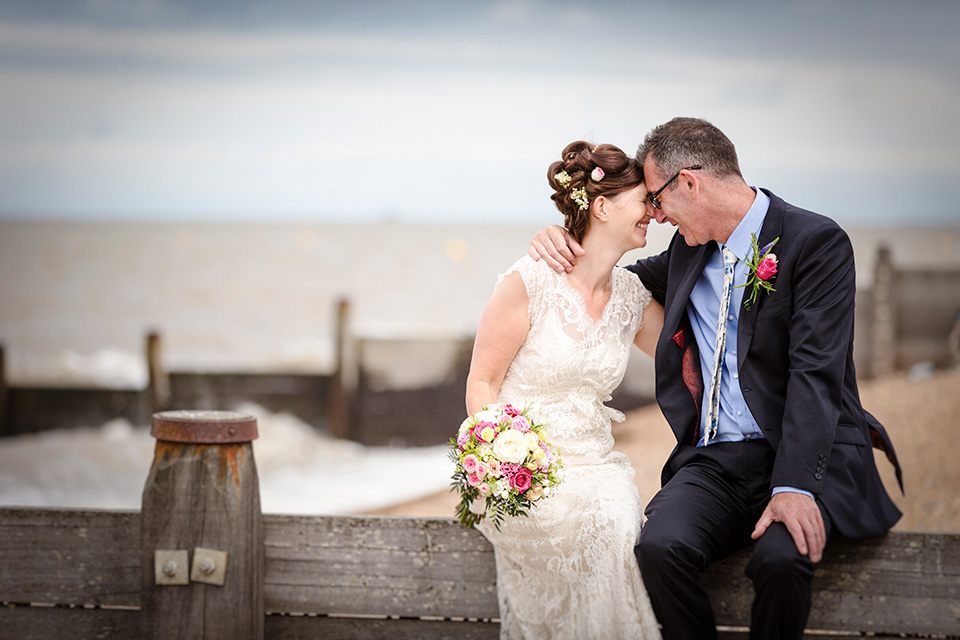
[493,429,528,464]
[524,431,541,451]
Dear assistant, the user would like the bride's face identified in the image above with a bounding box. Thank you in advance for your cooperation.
[601,183,652,250]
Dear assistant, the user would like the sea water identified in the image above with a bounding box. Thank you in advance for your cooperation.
[1,221,957,511]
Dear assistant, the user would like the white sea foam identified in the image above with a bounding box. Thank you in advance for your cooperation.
[0,404,452,515]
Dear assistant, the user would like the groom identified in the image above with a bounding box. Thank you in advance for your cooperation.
[530,117,903,640]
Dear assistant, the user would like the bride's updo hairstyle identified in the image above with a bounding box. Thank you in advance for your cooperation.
[547,141,643,244]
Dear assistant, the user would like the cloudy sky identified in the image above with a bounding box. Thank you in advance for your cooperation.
[0,0,958,225]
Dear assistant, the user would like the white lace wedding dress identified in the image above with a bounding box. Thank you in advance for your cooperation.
[476,256,661,640]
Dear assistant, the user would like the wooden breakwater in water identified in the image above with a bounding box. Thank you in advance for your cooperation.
[1,410,958,639]
[2,246,959,445]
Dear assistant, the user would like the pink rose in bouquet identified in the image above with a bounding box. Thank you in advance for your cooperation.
[509,467,533,493]
[510,415,531,433]
[473,421,497,442]
[504,404,521,417]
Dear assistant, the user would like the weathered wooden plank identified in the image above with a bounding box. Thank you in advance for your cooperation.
[260,618,832,640]
[3,507,960,636]
[0,605,141,639]
[704,532,960,635]
[263,515,960,635]
[265,614,500,639]
[263,515,499,619]
[713,631,829,640]
[0,508,140,606]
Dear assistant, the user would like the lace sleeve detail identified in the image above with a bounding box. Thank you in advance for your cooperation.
[498,256,552,324]
[618,267,653,336]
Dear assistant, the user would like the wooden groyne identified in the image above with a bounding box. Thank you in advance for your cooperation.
[0,410,958,638]
[1,246,958,445]
[868,245,960,376]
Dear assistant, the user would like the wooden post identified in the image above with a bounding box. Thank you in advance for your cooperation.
[141,411,264,639]
[330,298,354,439]
[0,343,7,437]
[146,331,170,412]
[871,245,896,377]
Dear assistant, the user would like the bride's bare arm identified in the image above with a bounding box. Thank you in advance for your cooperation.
[528,225,586,274]
[466,273,531,415]
[633,298,664,358]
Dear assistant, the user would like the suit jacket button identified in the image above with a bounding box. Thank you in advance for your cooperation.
[819,454,826,461]
[815,472,823,480]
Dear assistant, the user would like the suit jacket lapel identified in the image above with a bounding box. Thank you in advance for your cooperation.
[737,190,785,370]
[663,240,715,338]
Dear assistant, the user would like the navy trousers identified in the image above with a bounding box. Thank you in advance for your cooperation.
[635,440,835,640]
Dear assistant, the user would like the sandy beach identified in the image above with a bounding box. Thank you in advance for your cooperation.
[366,367,960,534]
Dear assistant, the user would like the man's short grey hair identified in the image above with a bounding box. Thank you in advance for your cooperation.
[637,117,743,185]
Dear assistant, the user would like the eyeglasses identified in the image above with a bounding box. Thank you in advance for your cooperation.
[647,165,701,210]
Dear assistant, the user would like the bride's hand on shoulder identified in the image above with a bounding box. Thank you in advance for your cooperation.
[633,298,664,358]
[529,225,585,274]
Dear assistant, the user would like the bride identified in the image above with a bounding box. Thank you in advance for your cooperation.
[466,141,664,639]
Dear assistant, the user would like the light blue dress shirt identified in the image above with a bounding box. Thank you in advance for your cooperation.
[687,188,812,499]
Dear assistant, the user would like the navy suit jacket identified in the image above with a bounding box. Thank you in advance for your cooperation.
[626,189,902,538]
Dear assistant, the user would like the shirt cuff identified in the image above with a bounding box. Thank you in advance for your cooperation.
[772,486,814,500]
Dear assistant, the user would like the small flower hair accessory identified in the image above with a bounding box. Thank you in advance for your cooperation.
[590,167,605,182]
[570,187,589,211]
[554,170,572,189]
[736,233,780,311]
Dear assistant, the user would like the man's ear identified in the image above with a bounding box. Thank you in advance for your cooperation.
[682,169,700,198]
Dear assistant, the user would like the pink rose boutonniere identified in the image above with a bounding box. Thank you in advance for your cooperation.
[737,233,780,311]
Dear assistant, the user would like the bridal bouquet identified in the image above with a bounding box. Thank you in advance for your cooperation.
[449,403,563,530]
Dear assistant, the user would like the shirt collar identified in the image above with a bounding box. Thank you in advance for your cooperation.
[723,187,769,261]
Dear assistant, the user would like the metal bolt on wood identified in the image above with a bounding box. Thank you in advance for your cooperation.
[153,550,189,586]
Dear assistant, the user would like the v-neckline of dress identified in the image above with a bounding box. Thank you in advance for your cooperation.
[560,268,620,329]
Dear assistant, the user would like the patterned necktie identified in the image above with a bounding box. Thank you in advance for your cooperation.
[705,246,738,445]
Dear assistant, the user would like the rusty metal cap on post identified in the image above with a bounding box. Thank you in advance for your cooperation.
[151,410,259,444]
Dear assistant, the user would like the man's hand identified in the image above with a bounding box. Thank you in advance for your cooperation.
[752,492,826,563]
[528,225,585,273]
